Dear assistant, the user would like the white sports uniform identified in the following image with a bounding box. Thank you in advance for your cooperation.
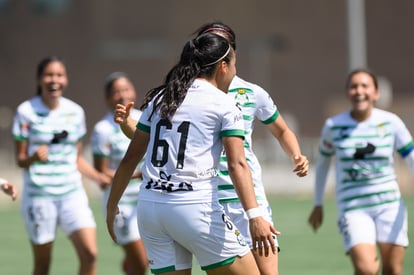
[91,109,142,245]
[136,79,249,273]
[314,108,414,252]
[12,96,96,244]
[215,75,280,248]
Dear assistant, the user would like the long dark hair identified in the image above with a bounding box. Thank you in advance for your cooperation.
[141,32,232,119]
[36,56,65,95]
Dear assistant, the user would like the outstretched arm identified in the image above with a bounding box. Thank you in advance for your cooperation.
[266,114,309,177]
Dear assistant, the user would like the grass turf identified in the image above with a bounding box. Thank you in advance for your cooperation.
[0,195,412,274]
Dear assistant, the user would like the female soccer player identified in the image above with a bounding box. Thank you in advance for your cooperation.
[308,69,414,275]
[107,32,276,275]
[91,72,147,274]
[12,56,110,275]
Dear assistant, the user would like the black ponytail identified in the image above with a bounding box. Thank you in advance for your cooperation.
[141,33,231,120]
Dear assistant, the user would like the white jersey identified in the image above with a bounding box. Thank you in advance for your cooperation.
[316,108,414,214]
[137,79,245,203]
[216,75,279,203]
[12,96,86,198]
[91,109,142,206]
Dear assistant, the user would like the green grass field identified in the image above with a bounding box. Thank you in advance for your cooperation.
[0,195,412,274]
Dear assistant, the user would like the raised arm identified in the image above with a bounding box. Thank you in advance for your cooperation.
[113,102,137,139]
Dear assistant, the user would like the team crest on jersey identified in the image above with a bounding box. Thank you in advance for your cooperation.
[235,229,247,246]
[376,123,387,138]
[234,89,249,105]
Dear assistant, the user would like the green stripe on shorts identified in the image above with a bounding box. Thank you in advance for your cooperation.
[201,256,237,270]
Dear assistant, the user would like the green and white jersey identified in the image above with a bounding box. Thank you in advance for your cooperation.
[12,96,86,198]
[217,75,279,204]
[316,108,414,213]
[137,79,245,203]
[91,109,142,206]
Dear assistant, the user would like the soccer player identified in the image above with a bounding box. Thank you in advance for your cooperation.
[106,32,276,275]
[91,72,147,275]
[114,21,310,275]
[12,56,110,275]
[308,68,414,275]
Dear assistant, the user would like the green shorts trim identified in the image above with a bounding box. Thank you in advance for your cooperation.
[151,265,175,274]
[201,256,237,271]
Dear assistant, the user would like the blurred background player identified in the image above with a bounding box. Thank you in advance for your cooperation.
[308,68,414,275]
[91,72,148,275]
[12,56,110,275]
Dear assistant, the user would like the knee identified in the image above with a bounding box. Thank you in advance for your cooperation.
[354,266,379,275]
[79,247,97,266]
[382,265,402,275]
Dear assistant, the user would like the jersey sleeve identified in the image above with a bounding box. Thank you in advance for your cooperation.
[91,122,111,158]
[390,113,414,173]
[313,119,334,206]
[12,107,29,141]
[319,119,335,156]
[220,101,245,138]
[392,114,414,158]
[137,103,152,133]
[77,108,87,141]
[255,86,279,124]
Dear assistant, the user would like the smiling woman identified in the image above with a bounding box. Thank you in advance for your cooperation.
[11,56,111,275]
[308,68,414,275]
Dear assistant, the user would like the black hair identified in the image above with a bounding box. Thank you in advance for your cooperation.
[194,21,237,50]
[140,32,232,120]
[104,72,130,97]
[36,56,65,95]
[345,68,378,90]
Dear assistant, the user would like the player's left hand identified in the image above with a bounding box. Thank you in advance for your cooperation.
[292,155,309,177]
[250,217,280,257]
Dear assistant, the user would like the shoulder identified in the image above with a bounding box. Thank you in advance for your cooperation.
[16,96,38,112]
[372,108,406,128]
[60,97,85,113]
[372,108,399,120]
[93,113,114,133]
[230,75,267,93]
[130,108,142,121]
[325,111,351,126]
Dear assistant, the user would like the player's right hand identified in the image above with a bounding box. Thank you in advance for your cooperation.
[114,102,134,125]
[308,206,323,232]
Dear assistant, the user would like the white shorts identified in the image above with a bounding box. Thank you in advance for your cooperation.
[102,191,140,245]
[137,199,250,273]
[337,199,408,253]
[21,189,96,245]
[222,200,279,249]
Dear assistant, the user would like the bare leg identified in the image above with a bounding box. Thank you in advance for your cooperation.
[378,243,405,275]
[31,241,53,275]
[69,227,97,275]
[206,253,260,275]
[122,239,148,275]
[349,243,379,275]
[252,248,278,275]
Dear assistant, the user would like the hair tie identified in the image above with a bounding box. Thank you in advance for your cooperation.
[202,45,231,67]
